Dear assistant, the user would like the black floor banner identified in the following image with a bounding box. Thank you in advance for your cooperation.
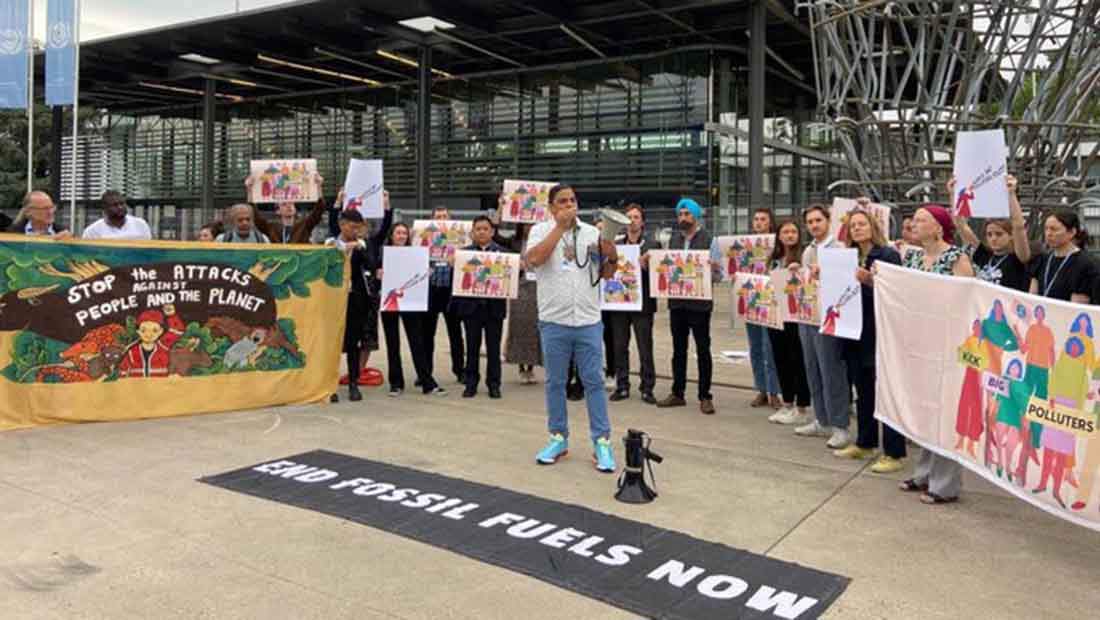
[200,450,849,619]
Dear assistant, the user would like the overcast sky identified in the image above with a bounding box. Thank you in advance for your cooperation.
[30,0,293,41]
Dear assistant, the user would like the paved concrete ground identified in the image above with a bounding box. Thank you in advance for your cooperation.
[3,285,1099,619]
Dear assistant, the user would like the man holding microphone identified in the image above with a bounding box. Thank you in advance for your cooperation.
[525,185,619,473]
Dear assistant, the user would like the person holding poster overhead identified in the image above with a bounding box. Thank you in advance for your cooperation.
[245,172,327,244]
[833,210,908,471]
[791,205,851,449]
[900,205,975,505]
[451,216,508,399]
[656,199,721,415]
[609,204,659,404]
[525,185,619,473]
[379,221,446,398]
[952,175,1031,291]
[766,219,813,425]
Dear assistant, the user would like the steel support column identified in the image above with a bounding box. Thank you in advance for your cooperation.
[51,106,64,201]
[417,46,432,211]
[748,0,766,210]
[202,78,216,212]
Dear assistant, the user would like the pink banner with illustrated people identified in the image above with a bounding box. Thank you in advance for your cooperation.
[875,262,1100,532]
[733,273,780,329]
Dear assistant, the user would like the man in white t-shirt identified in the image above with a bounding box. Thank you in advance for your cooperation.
[525,184,619,473]
[82,191,152,240]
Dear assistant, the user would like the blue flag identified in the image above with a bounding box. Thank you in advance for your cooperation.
[0,0,30,109]
[46,0,77,106]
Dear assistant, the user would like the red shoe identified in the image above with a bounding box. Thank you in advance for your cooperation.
[361,368,384,387]
[339,374,350,385]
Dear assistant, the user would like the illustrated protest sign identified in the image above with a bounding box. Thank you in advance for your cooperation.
[649,250,712,301]
[952,129,1010,218]
[716,234,774,279]
[249,159,319,203]
[452,251,521,300]
[381,247,431,312]
[817,248,863,340]
[342,159,385,219]
[601,244,643,311]
[499,180,554,224]
[412,220,472,264]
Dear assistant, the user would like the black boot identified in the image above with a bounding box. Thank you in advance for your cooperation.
[349,385,362,402]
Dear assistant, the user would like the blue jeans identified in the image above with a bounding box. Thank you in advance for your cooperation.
[798,324,849,430]
[539,321,612,442]
[746,324,780,395]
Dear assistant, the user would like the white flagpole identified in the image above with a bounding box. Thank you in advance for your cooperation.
[69,0,80,229]
[26,0,34,193]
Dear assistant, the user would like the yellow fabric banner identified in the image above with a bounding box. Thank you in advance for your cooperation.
[0,235,348,432]
[875,262,1100,532]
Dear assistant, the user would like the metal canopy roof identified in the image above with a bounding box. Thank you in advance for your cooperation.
[35,0,818,116]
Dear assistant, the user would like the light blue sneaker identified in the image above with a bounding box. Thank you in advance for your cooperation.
[593,437,616,473]
[535,434,569,465]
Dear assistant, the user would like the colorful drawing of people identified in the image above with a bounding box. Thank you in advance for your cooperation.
[657,252,706,298]
[980,300,1020,468]
[822,304,840,336]
[784,272,800,316]
[1035,333,1091,508]
[1074,365,1100,511]
[994,359,1031,481]
[955,185,975,218]
[604,259,639,303]
[458,254,514,298]
[737,279,751,316]
[955,318,986,458]
[727,240,743,276]
[1016,304,1055,486]
[118,305,185,378]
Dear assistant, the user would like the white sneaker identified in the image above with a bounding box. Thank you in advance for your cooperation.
[826,428,851,449]
[777,408,813,426]
[768,406,793,423]
[795,420,831,437]
[604,377,617,390]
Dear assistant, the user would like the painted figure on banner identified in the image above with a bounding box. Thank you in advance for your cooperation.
[994,359,1031,483]
[956,318,987,459]
[979,301,1020,462]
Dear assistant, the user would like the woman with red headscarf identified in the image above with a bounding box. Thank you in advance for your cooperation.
[898,204,976,505]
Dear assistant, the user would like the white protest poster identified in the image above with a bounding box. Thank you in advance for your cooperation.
[342,159,384,219]
[601,244,643,311]
[830,198,891,244]
[817,248,863,340]
[952,129,1010,218]
[381,247,431,312]
[249,159,318,203]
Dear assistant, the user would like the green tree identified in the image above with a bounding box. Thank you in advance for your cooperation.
[0,105,100,212]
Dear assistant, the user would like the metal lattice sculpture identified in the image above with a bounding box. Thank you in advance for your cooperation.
[798,0,1100,215]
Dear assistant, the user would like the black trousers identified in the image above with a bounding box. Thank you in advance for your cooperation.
[343,291,367,385]
[602,311,617,378]
[611,311,656,394]
[381,312,438,392]
[463,313,504,392]
[425,287,465,380]
[767,323,811,407]
[669,308,713,401]
[851,365,906,458]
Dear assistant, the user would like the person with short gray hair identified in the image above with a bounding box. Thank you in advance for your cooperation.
[216,204,271,243]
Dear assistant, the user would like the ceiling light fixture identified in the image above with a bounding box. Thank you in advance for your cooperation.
[375,49,455,79]
[178,53,222,65]
[398,16,456,33]
[257,54,384,86]
[138,81,243,102]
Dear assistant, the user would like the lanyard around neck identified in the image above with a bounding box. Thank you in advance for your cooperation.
[1043,250,1077,297]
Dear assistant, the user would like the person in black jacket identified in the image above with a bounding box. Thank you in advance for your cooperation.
[833,209,907,472]
[328,189,391,389]
[609,204,659,404]
[326,209,371,402]
[451,215,509,399]
[657,198,720,415]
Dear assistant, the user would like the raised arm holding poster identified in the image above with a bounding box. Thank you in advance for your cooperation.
[342,159,385,218]
[817,248,863,340]
[249,159,319,203]
[952,129,1010,218]
[0,235,347,432]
